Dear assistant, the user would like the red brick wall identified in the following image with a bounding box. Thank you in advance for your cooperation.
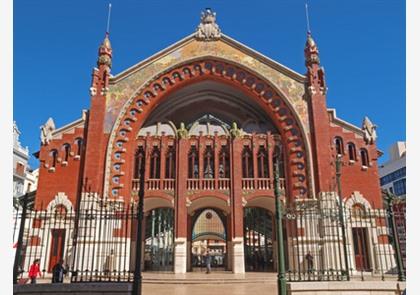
[329,124,383,208]
[35,127,86,209]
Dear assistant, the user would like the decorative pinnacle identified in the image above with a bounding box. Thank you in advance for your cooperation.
[195,8,221,41]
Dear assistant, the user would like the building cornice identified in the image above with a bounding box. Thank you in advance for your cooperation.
[327,108,364,136]
[51,110,87,138]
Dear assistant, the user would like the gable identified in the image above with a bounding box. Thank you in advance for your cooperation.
[104,34,309,135]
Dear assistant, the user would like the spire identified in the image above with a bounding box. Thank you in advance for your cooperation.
[97,32,112,69]
[304,32,319,66]
[304,3,320,66]
[97,4,113,69]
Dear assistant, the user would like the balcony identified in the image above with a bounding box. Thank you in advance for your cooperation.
[242,178,286,191]
[186,178,230,190]
[132,179,175,191]
[132,177,285,193]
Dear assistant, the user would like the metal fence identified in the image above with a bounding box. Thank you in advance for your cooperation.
[13,192,406,284]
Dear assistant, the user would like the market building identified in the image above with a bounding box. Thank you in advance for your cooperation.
[24,9,395,277]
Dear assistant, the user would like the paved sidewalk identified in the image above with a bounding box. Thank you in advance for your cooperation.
[142,282,277,295]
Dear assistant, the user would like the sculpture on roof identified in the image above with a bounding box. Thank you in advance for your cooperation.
[230,122,243,139]
[40,117,55,145]
[362,116,377,145]
[177,122,188,139]
[195,8,221,41]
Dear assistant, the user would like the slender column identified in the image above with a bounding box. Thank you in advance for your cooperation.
[267,133,274,184]
[198,133,205,181]
[252,134,258,180]
[144,134,151,181]
[230,137,245,273]
[214,135,220,187]
[159,136,166,189]
[174,137,189,273]
[187,214,192,271]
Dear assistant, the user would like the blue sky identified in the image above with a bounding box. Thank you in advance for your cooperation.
[14,0,405,168]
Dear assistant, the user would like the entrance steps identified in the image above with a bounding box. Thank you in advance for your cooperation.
[142,272,277,284]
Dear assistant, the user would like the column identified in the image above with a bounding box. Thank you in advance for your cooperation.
[230,137,245,273]
[174,138,188,273]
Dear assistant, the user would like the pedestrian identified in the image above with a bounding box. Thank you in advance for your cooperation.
[305,251,314,273]
[51,259,67,283]
[206,251,211,274]
[28,259,42,284]
[104,249,116,278]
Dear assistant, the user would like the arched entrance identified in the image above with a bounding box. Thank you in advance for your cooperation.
[107,58,312,274]
[144,207,174,271]
[244,207,274,272]
[106,58,312,202]
[190,208,227,271]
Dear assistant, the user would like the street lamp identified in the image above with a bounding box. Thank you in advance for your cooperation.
[274,163,286,295]
[334,155,350,280]
[132,162,145,295]
[383,191,405,281]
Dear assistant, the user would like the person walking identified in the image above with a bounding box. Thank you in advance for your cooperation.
[28,259,42,284]
[51,259,67,283]
[205,251,211,274]
[305,251,314,274]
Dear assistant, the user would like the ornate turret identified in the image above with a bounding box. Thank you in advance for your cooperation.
[304,30,332,193]
[304,32,320,67]
[97,32,113,69]
[304,32,326,95]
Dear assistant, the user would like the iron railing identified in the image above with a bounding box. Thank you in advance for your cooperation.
[13,193,406,283]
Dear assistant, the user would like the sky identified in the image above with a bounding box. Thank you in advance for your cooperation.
[13,0,405,169]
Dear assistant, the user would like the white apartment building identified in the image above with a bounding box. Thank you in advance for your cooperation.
[379,141,406,197]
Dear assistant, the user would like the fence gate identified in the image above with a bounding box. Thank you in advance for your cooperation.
[144,208,174,271]
[244,207,274,272]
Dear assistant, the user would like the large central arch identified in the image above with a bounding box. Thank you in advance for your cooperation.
[104,58,312,200]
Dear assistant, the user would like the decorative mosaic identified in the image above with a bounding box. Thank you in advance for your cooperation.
[104,37,308,135]
[104,59,311,202]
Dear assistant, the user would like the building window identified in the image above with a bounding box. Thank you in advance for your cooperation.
[257,146,269,178]
[15,162,25,176]
[380,167,406,186]
[334,137,344,156]
[150,146,160,179]
[188,146,199,178]
[242,146,254,178]
[272,145,285,178]
[63,143,71,162]
[165,145,176,179]
[360,149,369,167]
[219,145,230,178]
[393,178,406,196]
[134,146,145,179]
[75,138,83,156]
[203,146,214,178]
[50,149,58,168]
[348,143,356,161]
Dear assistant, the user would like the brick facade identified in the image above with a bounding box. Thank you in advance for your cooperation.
[34,29,383,239]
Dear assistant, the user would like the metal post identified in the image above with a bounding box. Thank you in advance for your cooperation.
[13,193,29,284]
[132,162,145,295]
[274,164,287,295]
[384,192,406,281]
[335,155,350,280]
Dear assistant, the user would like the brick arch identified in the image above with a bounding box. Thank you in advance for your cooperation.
[105,59,311,201]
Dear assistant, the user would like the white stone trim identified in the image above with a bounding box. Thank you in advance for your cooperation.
[46,192,73,212]
[344,191,372,210]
